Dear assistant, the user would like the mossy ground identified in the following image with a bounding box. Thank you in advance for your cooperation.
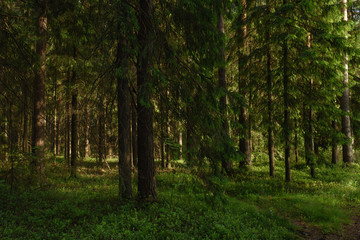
[1,155,359,239]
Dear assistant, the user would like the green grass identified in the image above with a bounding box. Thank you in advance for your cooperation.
[0,155,359,239]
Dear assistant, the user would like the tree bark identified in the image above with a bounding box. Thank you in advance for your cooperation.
[22,82,28,153]
[341,0,353,163]
[283,0,291,182]
[83,103,90,158]
[131,99,138,168]
[238,0,251,167]
[265,6,275,177]
[65,70,71,169]
[217,11,233,175]
[137,0,157,200]
[31,0,47,179]
[98,95,105,166]
[70,48,77,178]
[332,120,338,164]
[116,35,132,198]
[305,32,315,178]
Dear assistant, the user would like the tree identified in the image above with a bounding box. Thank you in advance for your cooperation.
[137,0,157,200]
[341,0,353,163]
[31,0,48,181]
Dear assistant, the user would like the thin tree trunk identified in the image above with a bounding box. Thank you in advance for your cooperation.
[265,7,275,177]
[117,35,132,198]
[65,71,71,169]
[131,100,138,167]
[217,11,232,175]
[283,0,291,182]
[98,96,105,166]
[239,0,251,167]
[179,129,183,161]
[22,84,28,153]
[70,47,77,178]
[332,120,338,164]
[31,0,47,180]
[160,93,166,168]
[137,0,157,200]
[341,0,353,163]
[56,92,61,156]
[84,103,91,158]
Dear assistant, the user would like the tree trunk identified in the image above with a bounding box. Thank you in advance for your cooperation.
[98,96,105,166]
[22,83,28,153]
[31,0,47,180]
[160,94,166,168]
[239,0,251,167]
[265,8,275,177]
[217,11,232,175]
[137,0,157,200]
[283,0,291,182]
[65,71,71,169]
[341,0,353,163]
[131,100,138,168]
[116,36,132,198]
[332,120,338,164]
[70,48,77,178]
[84,103,91,158]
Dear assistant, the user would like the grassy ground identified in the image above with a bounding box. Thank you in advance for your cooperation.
[0,156,359,239]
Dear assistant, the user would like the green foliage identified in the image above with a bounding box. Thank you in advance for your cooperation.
[2,157,360,239]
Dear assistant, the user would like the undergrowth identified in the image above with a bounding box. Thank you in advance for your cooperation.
[0,155,359,239]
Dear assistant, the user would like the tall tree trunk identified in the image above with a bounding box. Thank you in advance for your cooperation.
[84,103,91,158]
[341,0,353,163]
[117,35,132,198]
[160,94,166,168]
[98,95,105,166]
[22,83,28,153]
[332,120,338,164]
[31,0,47,180]
[70,48,77,178]
[239,0,251,167]
[56,90,61,156]
[283,0,291,182]
[217,11,232,175]
[52,78,57,158]
[137,0,157,200]
[65,71,71,169]
[131,100,138,167]
[304,32,315,178]
[265,6,275,177]
[179,129,183,161]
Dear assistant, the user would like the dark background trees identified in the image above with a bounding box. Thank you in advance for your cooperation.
[0,0,359,203]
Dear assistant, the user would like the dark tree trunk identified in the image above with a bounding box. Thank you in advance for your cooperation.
[31,0,47,179]
[238,0,251,167]
[98,96,105,166]
[341,0,353,163]
[84,103,91,158]
[283,2,291,182]
[70,48,77,178]
[22,83,28,153]
[160,94,166,169]
[56,92,61,156]
[137,0,157,200]
[131,100,138,168]
[65,71,71,169]
[265,12,275,177]
[217,11,232,175]
[116,36,132,198]
[332,120,338,164]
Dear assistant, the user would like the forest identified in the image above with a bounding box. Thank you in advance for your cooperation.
[1,0,360,239]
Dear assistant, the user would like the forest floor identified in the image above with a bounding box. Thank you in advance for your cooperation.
[296,214,360,240]
[1,155,360,239]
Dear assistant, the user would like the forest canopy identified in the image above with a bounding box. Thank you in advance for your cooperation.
[1,0,360,239]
